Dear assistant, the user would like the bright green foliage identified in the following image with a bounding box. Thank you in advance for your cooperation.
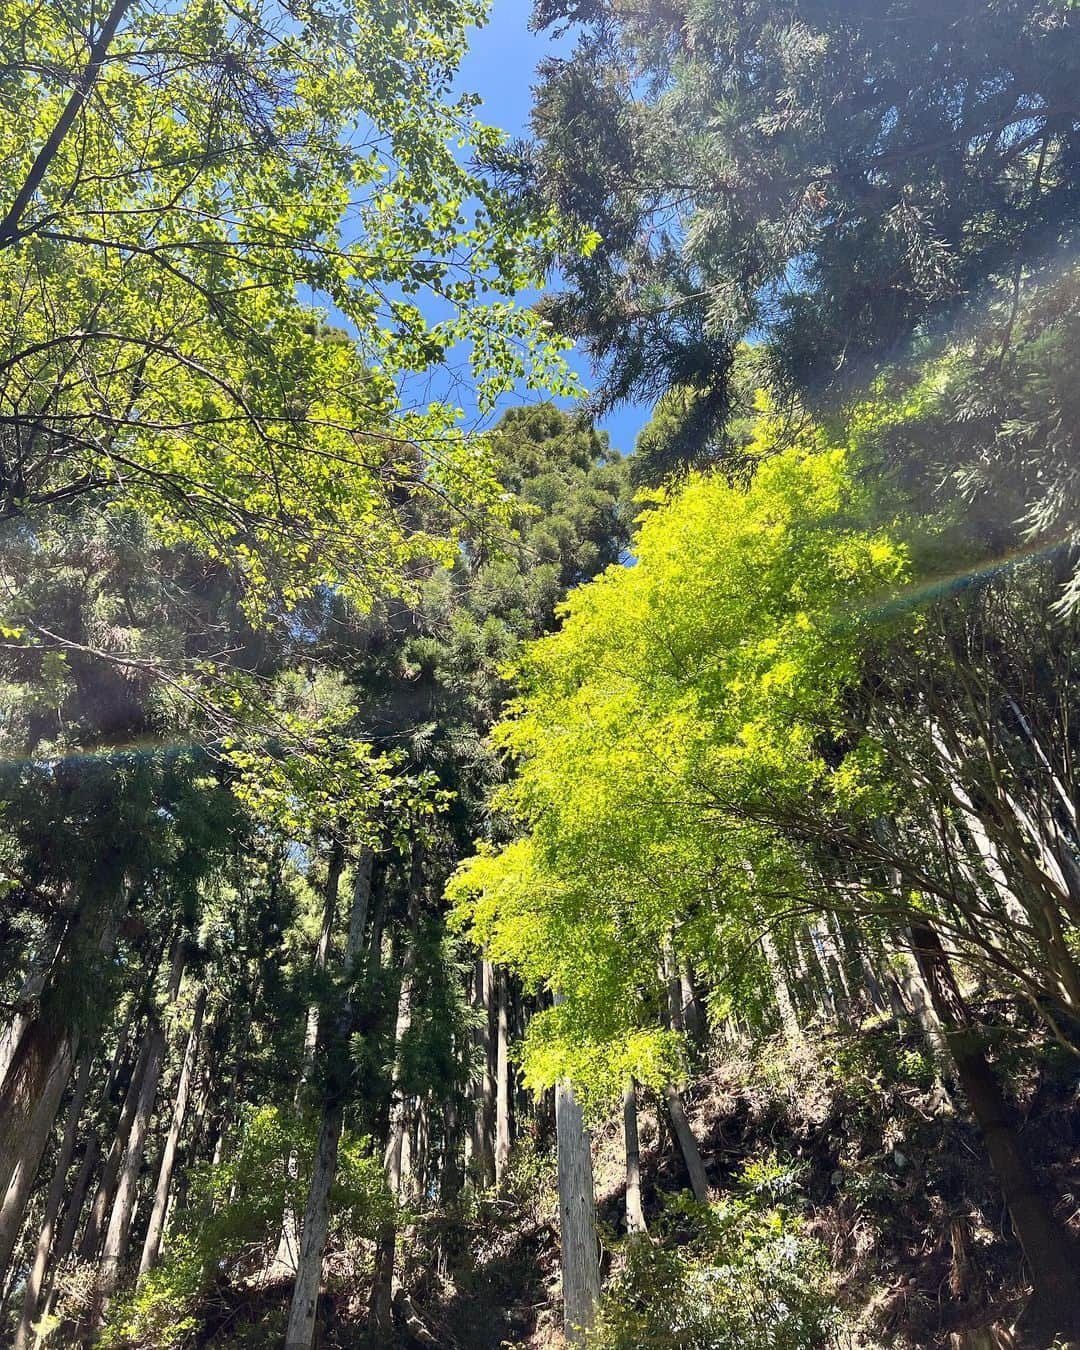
[590,1164,836,1350]
[450,417,910,1103]
[0,0,581,621]
[223,668,445,851]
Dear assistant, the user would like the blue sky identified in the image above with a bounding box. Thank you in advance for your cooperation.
[454,0,651,457]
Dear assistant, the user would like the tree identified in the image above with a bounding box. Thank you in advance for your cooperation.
[450,398,1080,1335]
[523,0,1080,416]
[0,0,581,622]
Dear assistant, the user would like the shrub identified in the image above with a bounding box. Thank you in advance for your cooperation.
[590,1158,839,1350]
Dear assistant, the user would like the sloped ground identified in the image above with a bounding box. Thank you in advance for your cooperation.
[585,1016,1080,1349]
[187,1013,1079,1348]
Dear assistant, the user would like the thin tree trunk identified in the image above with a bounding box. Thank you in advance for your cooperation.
[895,945,952,1080]
[0,0,134,247]
[273,843,345,1276]
[94,939,186,1319]
[285,1100,343,1347]
[94,1023,166,1313]
[494,967,511,1188]
[39,1134,98,1330]
[665,1083,710,1204]
[284,845,373,1350]
[468,958,495,1187]
[661,937,684,1033]
[138,985,207,1276]
[679,960,708,1046]
[12,1046,93,1349]
[0,1029,80,1287]
[370,889,421,1335]
[440,1096,461,1205]
[556,1075,600,1346]
[909,920,1080,1336]
[79,1033,153,1261]
[760,930,803,1043]
[0,916,67,1091]
[622,1081,647,1236]
[0,886,125,1262]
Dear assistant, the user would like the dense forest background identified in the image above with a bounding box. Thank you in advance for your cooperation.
[3,0,1080,1347]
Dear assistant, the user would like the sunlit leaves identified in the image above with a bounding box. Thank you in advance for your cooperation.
[452,419,912,1096]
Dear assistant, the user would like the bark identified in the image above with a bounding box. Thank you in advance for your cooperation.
[909,921,1080,1336]
[661,938,684,1033]
[0,916,67,1090]
[494,967,512,1188]
[94,939,186,1318]
[0,886,125,1254]
[79,1034,153,1261]
[440,1097,461,1204]
[284,1100,343,1349]
[895,946,952,1079]
[469,958,495,1186]
[12,1045,93,1349]
[665,1083,710,1204]
[40,1134,98,1327]
[556,1076,600,1345]
[622,1081,647,1236]
[284,845,373,1350]
[679,960,708,1046]
[0,1027,80,1287]
[272,843,345,1276]
[370,890,421,1335]
[760,930,803,1043]
[138,985,207,1276]
[94,1021,167,1312]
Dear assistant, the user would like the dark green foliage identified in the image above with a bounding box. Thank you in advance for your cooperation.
[522,0,1080,465]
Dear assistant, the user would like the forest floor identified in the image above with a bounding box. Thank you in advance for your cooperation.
[188,1013,1079,1349]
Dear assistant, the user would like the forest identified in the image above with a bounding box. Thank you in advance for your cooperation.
[2,0,1080,1346]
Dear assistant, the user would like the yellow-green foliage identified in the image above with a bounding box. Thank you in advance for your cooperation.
[450,422,912,1105]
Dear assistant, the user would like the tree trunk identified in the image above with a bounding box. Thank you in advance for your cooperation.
[94,939,186,1319]
[665,1083,710,1204]
[0,916,67,1091]
[138,984,207,1275]
[284,1100,343,1349]
[0,1028,80,1287]
[895,945,952,1081]
[494,967,512,1187]
[284,845,373,1350]
[273,843,345,1277]
[39,1133,99,1331]
[909,921,1080,1336]
[679,960,708,1047]
[661,937,684,1033]
[370,890,421,1335]
[468,958,495,1187]
[12,1045,93,1349]
[94,1023,166,1315]
[79,1033,153,1261]
[622,1081,647,1236]
[760,930,803,1043]
[556,1075,600,1346]
[440,1097,461,1205]
[0,889,124,1222]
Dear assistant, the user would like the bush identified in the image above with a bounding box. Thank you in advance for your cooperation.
[590,1157,839,1350]
[100,1106,393,1348]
